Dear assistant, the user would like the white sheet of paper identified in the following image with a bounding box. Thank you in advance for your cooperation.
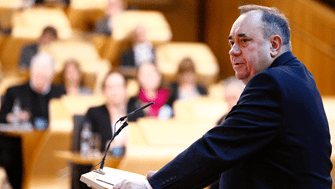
[96,168,146,186]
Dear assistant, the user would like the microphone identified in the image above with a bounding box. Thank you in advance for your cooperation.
[119,102,154,121]
[92,102,154,175]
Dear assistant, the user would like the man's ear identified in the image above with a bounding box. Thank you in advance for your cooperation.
[270,35,282,58]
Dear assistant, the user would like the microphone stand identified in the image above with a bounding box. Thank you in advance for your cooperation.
[91,102,154,175]
[93,119,128,175]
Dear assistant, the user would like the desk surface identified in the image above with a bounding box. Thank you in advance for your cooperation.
[0,124,46,189]
[55,150,122,168]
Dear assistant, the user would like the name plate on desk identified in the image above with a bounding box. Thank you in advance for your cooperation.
[81,167,145,189]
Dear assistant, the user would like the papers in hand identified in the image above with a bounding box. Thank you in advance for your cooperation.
[96,167,146,186]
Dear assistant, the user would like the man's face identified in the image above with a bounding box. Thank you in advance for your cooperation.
[228,11,272,84]
[133,25,147,43]
[30,66,54,93]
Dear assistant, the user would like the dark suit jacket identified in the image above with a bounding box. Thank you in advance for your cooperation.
[148,52,332,188]
[120,47,156,67]
[84,105,112,152]
[167,82,208,108]
[94,17,111,36]
[19,43,38,69]
[82,103,144,152]
[0,83,66,127]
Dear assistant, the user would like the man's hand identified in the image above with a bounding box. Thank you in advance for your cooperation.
[6,110,30,123]
[146,171,156,179]
[114,179,147,189]
[114,171,157,189]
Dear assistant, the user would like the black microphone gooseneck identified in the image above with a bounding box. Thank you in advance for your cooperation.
[119,102,154,121]
[92,102,154,175]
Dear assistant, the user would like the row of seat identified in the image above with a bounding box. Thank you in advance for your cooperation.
[0,7,220,95]
[22,94,335,188]
[0,39,219,94]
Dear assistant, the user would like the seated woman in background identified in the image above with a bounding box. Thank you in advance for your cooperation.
[167,57,208,108]
[60,59,92,95]
[128,62,171,119]
[72,72,143,189]
[83,71,143,155]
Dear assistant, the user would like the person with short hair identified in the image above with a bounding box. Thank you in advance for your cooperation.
[18,26,58,71]
[94,0,126,35]
[1,52,66,126]
[114,4,332,189]
[216,76,245,125]
[119,25,156,79]
[0,52,65,189]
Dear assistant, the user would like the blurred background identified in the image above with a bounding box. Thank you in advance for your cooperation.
[0,0,335,189]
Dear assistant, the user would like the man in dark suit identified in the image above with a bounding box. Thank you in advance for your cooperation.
[119,25,155,79]
[94,0,125,35]
[1,52,66,127]
[0,52,66,189]
[18,26,58,71]
[121,25,155,67]
[114,4,332,189]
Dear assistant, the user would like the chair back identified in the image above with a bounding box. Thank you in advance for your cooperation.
[12,7,72,39]
[156,42,219,86]
[72,114,86,152]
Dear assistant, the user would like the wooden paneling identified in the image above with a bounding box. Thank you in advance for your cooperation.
[205,0,335,95]
[204,0,239,80]
[139,0,201,42]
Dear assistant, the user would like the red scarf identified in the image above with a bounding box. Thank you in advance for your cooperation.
[138,87,170,117]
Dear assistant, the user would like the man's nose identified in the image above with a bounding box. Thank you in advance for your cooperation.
[229,44,241,56]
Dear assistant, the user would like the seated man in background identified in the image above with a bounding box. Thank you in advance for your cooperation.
[94,0,125,35]
[0,52,65,189]
[18,26,58,71]
[0,52,66,129]
[119,25,155,79]
[210,76,245,189]
[216,76,245,125]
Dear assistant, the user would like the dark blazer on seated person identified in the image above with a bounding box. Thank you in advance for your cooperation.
[18,43,38,69]
[0,82,66,128]
[83,103,144,152]
[167,82,208,108]
[120,48,155,67]
[94,17,112,36]
[147,52,332,188]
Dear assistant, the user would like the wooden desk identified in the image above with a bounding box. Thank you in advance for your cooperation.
[0,124,46,189]
[55,150,122,168]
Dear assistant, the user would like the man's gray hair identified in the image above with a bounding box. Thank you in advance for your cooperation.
[239,5,291,49]
[30,52,55,71]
